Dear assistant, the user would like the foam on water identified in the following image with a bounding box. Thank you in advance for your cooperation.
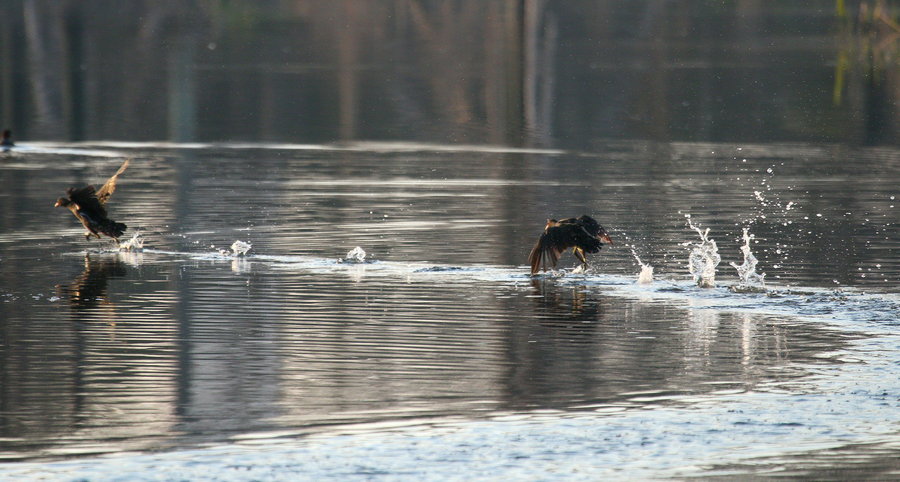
[339,246,368,263]
[730,227,765,291]
[214,240,252,257]
[128,242,898,328]
[117,231,144,252]
[684,215,721,288]
[230,240,252,257]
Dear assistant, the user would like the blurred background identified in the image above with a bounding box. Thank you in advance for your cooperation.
[1,0,898,148]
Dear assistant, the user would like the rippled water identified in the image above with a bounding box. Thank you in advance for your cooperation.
[0,142,898,479]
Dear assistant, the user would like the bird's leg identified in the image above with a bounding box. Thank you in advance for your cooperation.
[573,247,588,271]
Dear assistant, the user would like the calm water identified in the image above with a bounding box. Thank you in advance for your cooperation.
[0,142,898,479]
[2,1,900,480]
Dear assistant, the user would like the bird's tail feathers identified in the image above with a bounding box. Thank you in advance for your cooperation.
[529,236,562,275]
[102,221,127,239]
[528,243,542,275]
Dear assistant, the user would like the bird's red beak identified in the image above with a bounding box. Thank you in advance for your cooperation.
[54,200,61,207]
[599,234,613,245]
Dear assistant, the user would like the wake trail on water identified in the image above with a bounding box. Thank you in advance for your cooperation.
[60,234,900,330]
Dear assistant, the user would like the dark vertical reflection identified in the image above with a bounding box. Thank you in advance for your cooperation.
[64,7,85,141]
[168,37,198,143]
[22,0,67,138]
[336,0,360,141]
[0,3,13,126]
[3,2,893,145]
[523,0,558,147]
[174,263,194,424]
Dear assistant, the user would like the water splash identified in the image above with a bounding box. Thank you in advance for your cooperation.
[684,215,721,288]
[631,249,654,284]
[730,227,766,291]
[230,240,252,257]
[340,246,367,263]
[118,231,144,252]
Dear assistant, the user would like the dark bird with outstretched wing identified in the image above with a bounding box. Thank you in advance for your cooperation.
[528,215,613,275]
[55,159,130,242]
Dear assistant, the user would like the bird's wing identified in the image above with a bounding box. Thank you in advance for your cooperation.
[528,228,568,275]
[574,225,603,253]
[96,159,130,205]
[67,186,107,218]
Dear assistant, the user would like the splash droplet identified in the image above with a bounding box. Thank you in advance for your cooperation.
[230,240,252,257]
[341,246,367,263]
[631,249,654,284]
[730,227,765,289]
[685,217,721,288]
[118,232,145,252]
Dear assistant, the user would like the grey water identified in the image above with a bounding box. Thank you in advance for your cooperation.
[2,2,900,480]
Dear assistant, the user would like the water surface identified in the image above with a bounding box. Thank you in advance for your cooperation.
[0,142,898,479]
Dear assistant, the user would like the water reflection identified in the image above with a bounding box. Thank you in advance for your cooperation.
[56,254,127,314]
[1,2,897,146]
[0,245,863,462]
[528,277,604,323]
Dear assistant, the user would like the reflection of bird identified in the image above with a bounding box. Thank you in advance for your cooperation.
[528,215,613,275]
[55,159,130,242]
[57,254,127,310]
[529,277,604,325]
[1,129,13,151]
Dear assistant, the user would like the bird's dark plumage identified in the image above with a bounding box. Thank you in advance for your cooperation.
[55,159,130,241]
[528,215,613,275]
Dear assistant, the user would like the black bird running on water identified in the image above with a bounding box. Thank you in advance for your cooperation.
[1,129,13,151]
[528,215,613,275]
[55,159,130,242]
